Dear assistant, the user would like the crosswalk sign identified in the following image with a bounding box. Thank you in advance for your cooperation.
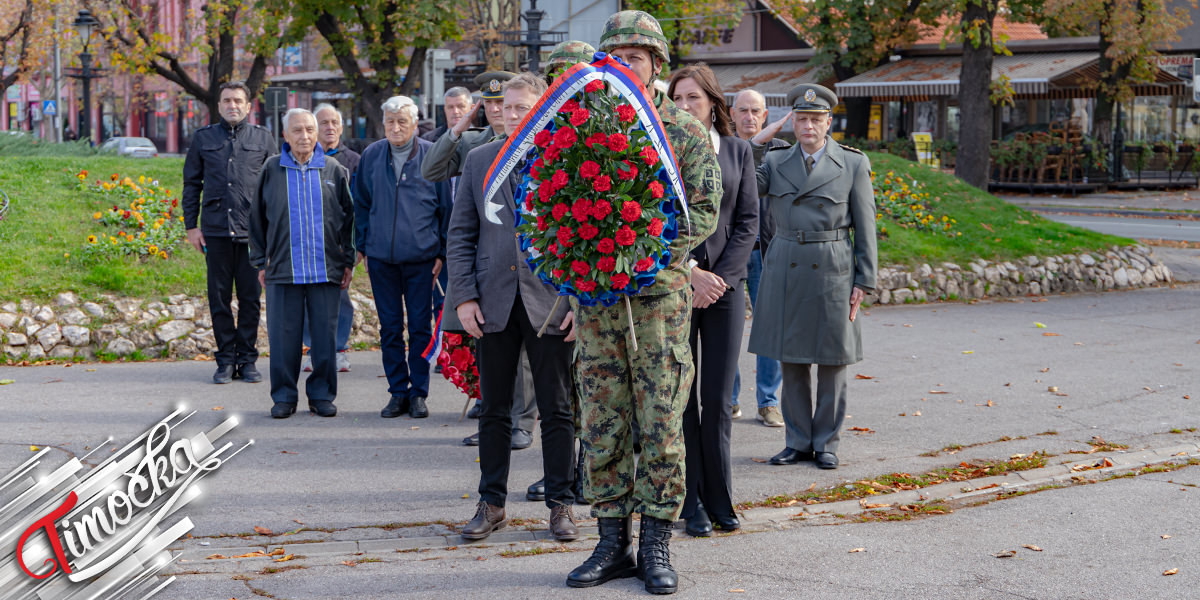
[42,100,56,116]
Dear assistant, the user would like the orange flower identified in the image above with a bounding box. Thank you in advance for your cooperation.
[158,251,168,259]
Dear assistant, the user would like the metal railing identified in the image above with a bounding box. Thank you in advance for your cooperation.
[0,189,9,223]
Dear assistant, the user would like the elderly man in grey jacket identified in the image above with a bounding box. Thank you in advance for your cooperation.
[250,108,355,419]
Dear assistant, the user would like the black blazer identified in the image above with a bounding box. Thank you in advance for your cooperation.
[693,135,759,284]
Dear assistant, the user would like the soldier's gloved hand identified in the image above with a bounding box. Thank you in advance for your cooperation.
[457,300,486,339]
[690,267,726,309]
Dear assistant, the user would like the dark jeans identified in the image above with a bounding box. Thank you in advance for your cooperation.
[205,237,261,366]
[302,287,353,352]
[266,282,341,406]
[476,295,574,508]
[367,257,433,398]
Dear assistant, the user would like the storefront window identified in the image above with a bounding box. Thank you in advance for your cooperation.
[1124,96,1172,142]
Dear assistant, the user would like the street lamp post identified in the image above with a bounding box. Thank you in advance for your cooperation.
[71,10,101,144]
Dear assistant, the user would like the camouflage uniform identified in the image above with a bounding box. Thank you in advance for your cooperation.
[545,40,596,82]
[576,15,721,522]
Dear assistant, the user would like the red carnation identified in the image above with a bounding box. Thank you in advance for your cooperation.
[570,108,590,127]
[617,104,637,123]
[451,347,474,367]
[576,279,597,293]
[596,256,616,272]
[571,260,591,277]
[538,182,556,202]
[551,203,569,220]
[552,268,565,279]
[639,146,659,166]
[597,238,616,254]
[446,333,462,346]
[578,223,600,240]
[553,127,577,149]
[537,215,549,231]
[648,180,665,199]
[524,193,534,211]
[544,145,562,162]
[585,80,605,93]
[615,225,637,246]
[557,225,575,246]
[551,169,569,190]
[571,198,593,222]
[606,133,629,153]
[617,160,638,181]
[534,129,553,148]
[593,175,612,193]
[579,160,602,180]
[547,242,559,256]
[611,273,631,289]
[591,200,613,220]
[648,217,664,236]
[620,201,642,222]
[561,100,580,114]
[635,257,655,272]
[585,132,608,149]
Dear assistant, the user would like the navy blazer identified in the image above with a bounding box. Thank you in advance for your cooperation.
[693,135,759,284]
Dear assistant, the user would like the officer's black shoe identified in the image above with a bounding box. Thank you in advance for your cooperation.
[238,363,263,383]
[637,515,678,594]
[461,432,480,446]
[213,364,234,384]
[566,517,636,588]
[308,400,337,417]
[408,396,429,418]
[381,395,408,418]
[684,511,712,537]
[511,428,533,449]
[466,402,482,419]
[526,477,546,502]
[270,403,297,419]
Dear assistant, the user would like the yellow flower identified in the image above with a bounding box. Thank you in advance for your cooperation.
[64,253,70,258]
[138,232,146,239]
[87,235,97,243]
[93,211,102,219]
[148,245,158,254]
[138,175,146,185]
[158,251,168,259]
[109,236,117,244]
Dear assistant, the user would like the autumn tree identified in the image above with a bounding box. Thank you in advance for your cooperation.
[1,0,39,90]
[950,0,1003,188]
[273,0,462,136]
[624,0,744,68]
[87,0,283,123]
[460,0,520,71]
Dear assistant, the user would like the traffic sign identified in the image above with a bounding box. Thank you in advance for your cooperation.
[42,100,56,116]
[264,87,289,112]
[1194,58,1199,103]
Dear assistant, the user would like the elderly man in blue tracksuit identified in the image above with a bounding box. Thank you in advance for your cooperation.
[355,95,453,420]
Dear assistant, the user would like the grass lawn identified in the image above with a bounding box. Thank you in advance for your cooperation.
[868,151,1133,268]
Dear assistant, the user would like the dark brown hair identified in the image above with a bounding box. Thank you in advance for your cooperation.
[218,81,253,102]
[667,63,733,137]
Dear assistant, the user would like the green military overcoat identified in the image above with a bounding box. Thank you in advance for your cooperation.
[748,137,877,365]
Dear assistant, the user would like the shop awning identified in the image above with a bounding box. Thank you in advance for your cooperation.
[708,61,831,100]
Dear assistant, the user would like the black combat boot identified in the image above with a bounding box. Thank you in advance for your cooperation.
[565,516,636,588]
[637,515,678,594]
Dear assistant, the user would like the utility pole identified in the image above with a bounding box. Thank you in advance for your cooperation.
[53,7,62,143]
[500,0,565,74]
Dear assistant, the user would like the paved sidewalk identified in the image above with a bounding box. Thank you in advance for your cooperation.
[999,188,1200,214]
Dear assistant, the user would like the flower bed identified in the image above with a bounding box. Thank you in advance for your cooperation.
[872,169,959,238]
[77,170,185,260]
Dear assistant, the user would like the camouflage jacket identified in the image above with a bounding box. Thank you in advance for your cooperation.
[641,90,721,296]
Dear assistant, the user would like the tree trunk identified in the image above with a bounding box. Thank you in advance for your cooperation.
[954,0,997,189]
[1091,0,1135,142]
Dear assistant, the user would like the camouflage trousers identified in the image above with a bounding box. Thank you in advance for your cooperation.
[576,288,695,522]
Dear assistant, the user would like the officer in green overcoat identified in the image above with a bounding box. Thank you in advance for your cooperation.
[749,83,877,471]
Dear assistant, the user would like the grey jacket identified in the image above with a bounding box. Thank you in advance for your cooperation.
[419,126,496,182]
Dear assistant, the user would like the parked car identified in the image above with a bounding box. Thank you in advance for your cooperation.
[100,136,158,158]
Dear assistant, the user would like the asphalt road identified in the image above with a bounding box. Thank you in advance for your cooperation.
[1037,212,1200,242]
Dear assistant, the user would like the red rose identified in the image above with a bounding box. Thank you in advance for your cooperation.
[585,80,604,93]
[552,268,565,279]
[639,146,659,166]
[534,130,553,148]
[579,160,602,180]
[570,108,590,127]
[620,201,642,222]
[606,133,629,153]
[585,132,608,149]
[571,198,593,222]
[576,279,597,293]
[617,104,637,123]
[648,217,664,236]
[648,180,665,199]
[615,225,637,246]
[537,214,549,231]
[635,257,655,272]
[557,225,575,246]
[451,347,474,366]
[593,175,612,192]
[561,100,580,114]
[437,351,450,368]
[591,200,613,220]
[611,273,631,289]
[597,256,616,272]
[571,260,591,277]
[617,160,638,181]
[553,127,577,149]
[446,334,462,346]
[578,223,600,240]
[551,203,569,220]
[597,238,616,254]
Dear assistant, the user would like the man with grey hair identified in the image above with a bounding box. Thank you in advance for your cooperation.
[355,95,453,419]
[422,87,473,143]
[250,108,355,418]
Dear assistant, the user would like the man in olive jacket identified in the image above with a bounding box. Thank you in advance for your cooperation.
[750,84,877,471]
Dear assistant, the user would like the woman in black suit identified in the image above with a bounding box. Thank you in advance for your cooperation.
[667,64,759,536]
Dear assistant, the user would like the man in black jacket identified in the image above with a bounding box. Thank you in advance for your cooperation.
[249,108,355,418]
[183,81,277,384]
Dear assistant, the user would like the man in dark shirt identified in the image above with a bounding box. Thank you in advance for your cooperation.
[182,81,277,384]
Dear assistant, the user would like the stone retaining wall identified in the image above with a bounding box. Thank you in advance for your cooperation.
[0,244,1174,362]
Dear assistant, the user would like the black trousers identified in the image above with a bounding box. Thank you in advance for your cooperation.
[266,282,341,406]
[682,284,745,520]
[476,295,574,508]
[205,237,262,366]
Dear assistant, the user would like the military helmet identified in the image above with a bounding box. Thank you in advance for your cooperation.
[598,10,670,64]
[546,40,596,72]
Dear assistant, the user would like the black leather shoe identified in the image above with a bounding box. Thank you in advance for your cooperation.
[511,428,533,450]
[684,511,712,537]
[270,403,297,419]
[381,395,408,418]
[212,364,234,384]
[816,452,839,469]
[526,477,545,502]
[712,514,740,532]
[461,501,506,541]
[466,402,482,419]
[238,363,263,383]
[309,400,337,417]
[768,447,814,465]
[637,515,678,594]
[408,396,429,418]
[462,431,479,446]
[566,517,637,588]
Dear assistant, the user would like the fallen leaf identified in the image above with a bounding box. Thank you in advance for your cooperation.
[860,500,891,509]
[268,548,285,556]
[0,379,15,385]
[806,483,816,492]
[848,426,875,433]
[29,445,39,451]
[476,556,486,561]
[85,368,96,372]
[194,354,210,361]
[750,457,767,463]
[962,350,974,354]
[928,390,949,394]
[855,374,874,380]
[212,406,224,411]
[253,526,274,536]
[1144,386,1153,391]
[1016,219,1030,225]
[1185,395,1191,400]
[1164,568,1178,576]
[1048,386,1058,393]
[341,561,356,567]
[1023,545,1043,552]
[986,400,994,407]
[1039,367,1050,373]
[995,550,1017,558]
[274,554,295,562]
[1055,392,1069,397]
[410,426,420,430]
[1162,534,1172,539]
[981,223,994,232]
[848,548,866,553]
[782,499,799,507]
[899,413,906,417]
[913,410,922,416]
[233,551,266,558]
[462,493,470,498]
[1034,322,1047,328]
[730,589,746,593]
[281,450,297,454]
[206,554,229,560]
[903,323,912,327]
[1042,332,1060,337]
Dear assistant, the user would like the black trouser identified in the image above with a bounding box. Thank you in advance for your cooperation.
[476,295,574,508]
[682,284,745,521]
[266,282,341,406]
[205,237,261,366]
